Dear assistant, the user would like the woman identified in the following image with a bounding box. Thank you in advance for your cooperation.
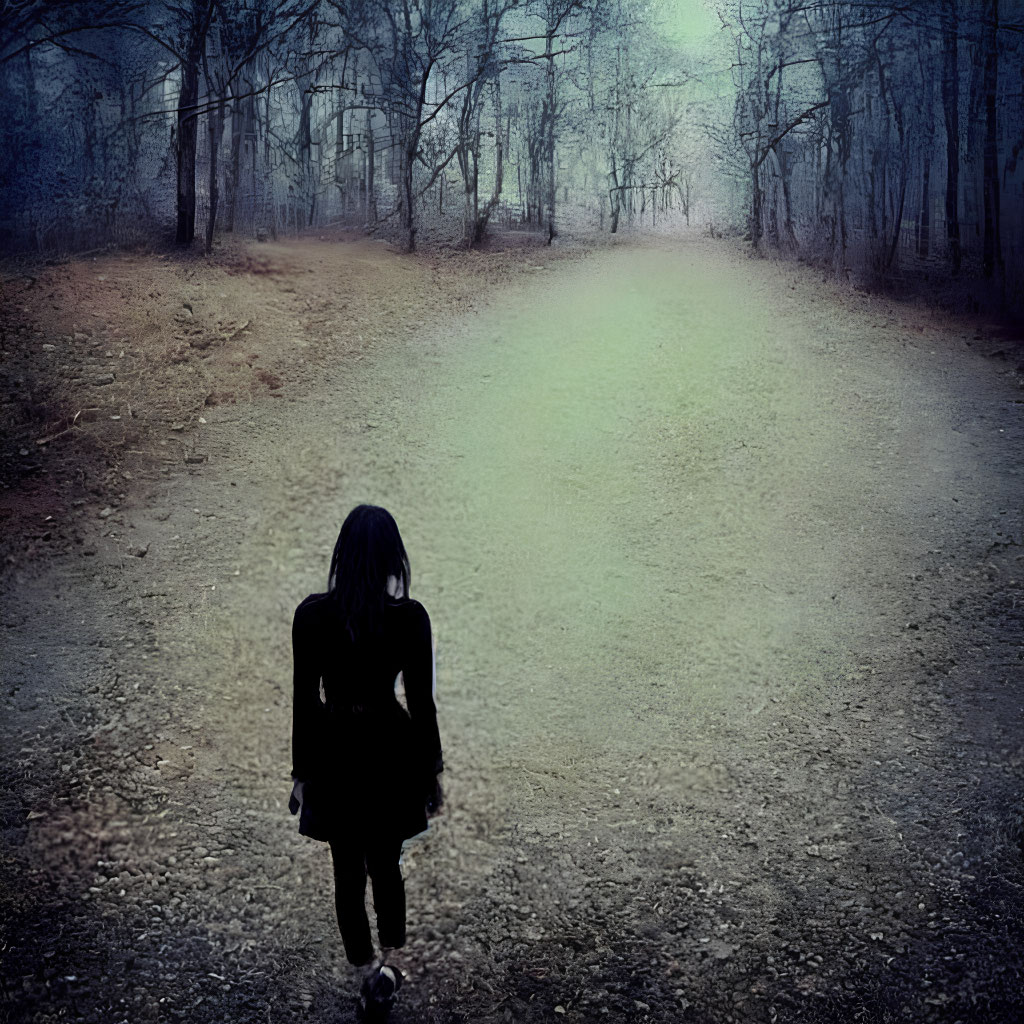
[290,504,444,1018]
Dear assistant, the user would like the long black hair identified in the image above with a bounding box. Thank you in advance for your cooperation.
[327,504,411,641]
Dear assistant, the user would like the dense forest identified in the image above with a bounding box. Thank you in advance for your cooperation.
[713,0,1024,303]
[0,1,1021,306]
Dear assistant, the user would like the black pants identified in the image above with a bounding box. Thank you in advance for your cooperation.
[328,834,406,966]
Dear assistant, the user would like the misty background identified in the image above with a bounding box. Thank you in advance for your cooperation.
[0,1,1022,308]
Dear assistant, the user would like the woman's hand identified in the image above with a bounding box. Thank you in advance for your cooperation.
[289,778,306,815]
[425,776,444,819]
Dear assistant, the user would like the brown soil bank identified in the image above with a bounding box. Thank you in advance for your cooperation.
[1,235,1022,1024]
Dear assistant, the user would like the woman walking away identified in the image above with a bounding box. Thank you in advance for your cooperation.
[289,504,444,1021]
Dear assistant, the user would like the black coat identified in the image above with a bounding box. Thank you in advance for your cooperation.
[290,592,443,843]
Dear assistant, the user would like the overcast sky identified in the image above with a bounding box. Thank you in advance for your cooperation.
[660,0,720,44]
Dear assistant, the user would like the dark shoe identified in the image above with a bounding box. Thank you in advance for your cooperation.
[357,965,403,1022]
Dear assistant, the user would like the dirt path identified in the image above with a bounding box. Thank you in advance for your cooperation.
[2,237,1022,1024]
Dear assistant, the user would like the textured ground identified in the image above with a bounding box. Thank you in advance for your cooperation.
[1,233,1022,1024]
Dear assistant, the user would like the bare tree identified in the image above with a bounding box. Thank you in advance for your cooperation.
[942,0,961,273]
[344,0,475,252]
[590,2,687,234]
[530,0,589,243]
[158,0,216,245]
[981,0,1002,280]
[455,0,518,247]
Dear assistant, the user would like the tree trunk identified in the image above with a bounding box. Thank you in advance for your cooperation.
[885,74,907,272]
[918,151,931,259]
[779,156,798,251]
[336,92,345,216]
[458,135,476,242]
[263,89,277,240]
[527,129,543,225]
[366,119,376,226]
[609,167,621,234]
[886,174,906,270]
[205,99,225,254]
[225,93,244,232]
[942,0,961,273]
[299,86,313,227]
[543,29,557,245]
[176,51,201,245]
[750,163,763,249]
[404,137,417,252]
[982,0,1001,279]
[471,81,504,248]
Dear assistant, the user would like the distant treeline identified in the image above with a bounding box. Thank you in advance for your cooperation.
[712,0,1024,308]
[0,1,1020,310]
[0,0,698,254]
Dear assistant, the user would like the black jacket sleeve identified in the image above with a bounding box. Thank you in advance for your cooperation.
[291,601,324,782]
[404,601,443,780]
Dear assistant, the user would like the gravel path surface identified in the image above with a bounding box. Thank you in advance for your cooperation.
[2,236,1022,1024]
